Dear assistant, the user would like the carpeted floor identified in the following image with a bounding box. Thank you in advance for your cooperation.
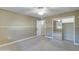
[0,36,79,51]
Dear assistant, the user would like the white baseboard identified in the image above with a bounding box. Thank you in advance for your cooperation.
[74,43,79,46]
[45,36,53,39]
[64,38,74,43]
[0,36,36,47]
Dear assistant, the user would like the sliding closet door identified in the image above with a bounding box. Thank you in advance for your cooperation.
[62,16,75,42]
[62,23,74,41]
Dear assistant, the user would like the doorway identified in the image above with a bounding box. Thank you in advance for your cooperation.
[37,20,45,36]
[52,19,62,40]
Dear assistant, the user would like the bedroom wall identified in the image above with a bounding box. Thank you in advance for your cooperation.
[45,17,52,37]
[0,9,37,44]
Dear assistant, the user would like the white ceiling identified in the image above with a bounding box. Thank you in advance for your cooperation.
[0,7,79,18]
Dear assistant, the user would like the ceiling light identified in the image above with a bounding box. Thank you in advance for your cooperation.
[38,11,45,15]
[57,20,61,22]
[36,7,47,16]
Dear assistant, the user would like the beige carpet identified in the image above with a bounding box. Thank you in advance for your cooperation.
[0,36,79,51]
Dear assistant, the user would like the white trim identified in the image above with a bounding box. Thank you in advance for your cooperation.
[74,16,76,45]
[0,36,36,47]
[45,36,53,39]
[52,19,54,40]
[64,38,74,43]
[74,43,79,46]
[44,20,46,36]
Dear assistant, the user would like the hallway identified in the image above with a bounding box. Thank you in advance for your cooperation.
[0,36,79,51]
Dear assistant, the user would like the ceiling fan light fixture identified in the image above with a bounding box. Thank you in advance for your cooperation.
[37,7,47,16]
[37,11,45,15]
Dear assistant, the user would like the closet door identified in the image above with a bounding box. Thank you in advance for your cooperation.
[62,16,75,42]
[75,16,79,44]
[63,23,74,41]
